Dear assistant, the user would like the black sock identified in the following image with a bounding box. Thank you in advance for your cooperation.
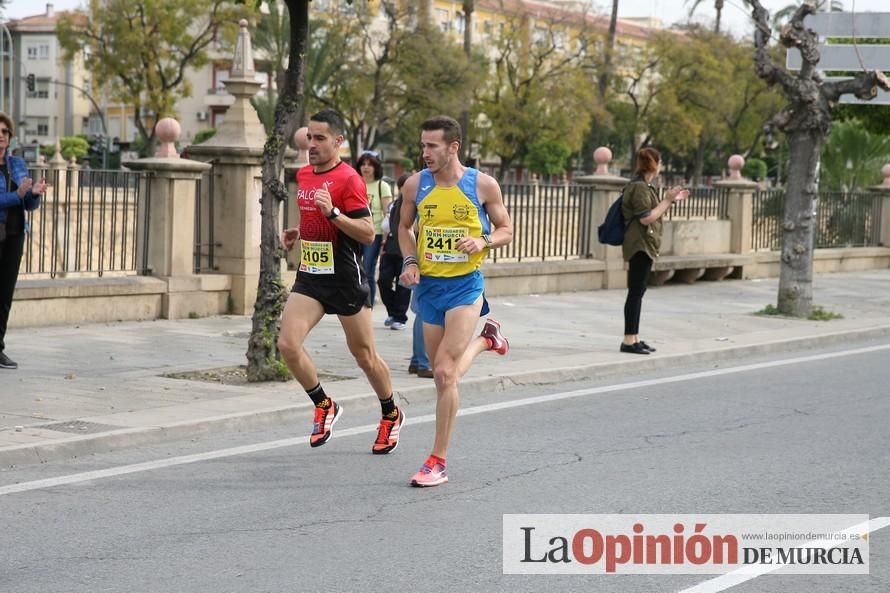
[380,395,397,418]
[307,383,330,408]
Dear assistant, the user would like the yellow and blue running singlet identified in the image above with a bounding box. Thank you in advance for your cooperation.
[415,167,491,278]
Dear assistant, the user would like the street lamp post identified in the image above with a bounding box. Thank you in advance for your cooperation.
[49,78,108,168]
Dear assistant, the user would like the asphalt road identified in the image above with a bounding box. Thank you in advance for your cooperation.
[2,339,889,593]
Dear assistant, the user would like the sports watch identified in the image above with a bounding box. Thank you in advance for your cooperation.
[326,207,341,220]
[482,233,493,247]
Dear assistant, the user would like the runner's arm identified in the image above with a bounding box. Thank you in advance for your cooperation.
[331,210,375,245]
[478,173,513,248]
[397,174,420,261]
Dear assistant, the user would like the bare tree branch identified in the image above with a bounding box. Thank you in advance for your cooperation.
[823,70,890,102]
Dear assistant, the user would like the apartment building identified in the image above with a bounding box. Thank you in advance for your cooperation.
[2,4,93,149]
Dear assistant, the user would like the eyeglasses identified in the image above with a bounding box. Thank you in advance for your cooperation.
[0,128,10,136]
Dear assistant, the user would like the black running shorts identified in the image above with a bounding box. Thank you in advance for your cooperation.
[291,280,369,316]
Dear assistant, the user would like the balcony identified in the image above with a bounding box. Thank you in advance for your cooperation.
[204,87,235,108]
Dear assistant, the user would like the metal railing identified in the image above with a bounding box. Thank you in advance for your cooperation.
[21,167,149,279]
[752,189,785,251]
[752,190,884,251]
[663,186,730,220]
[193,168,218,273]
[493,183,594,262]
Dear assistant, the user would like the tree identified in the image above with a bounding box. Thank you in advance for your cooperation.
[307,3,477,162]
[246,0,314,381]
[253,0,290,94]
[748,0,889,316]
[526,138,573,177]
[478,8,600,180]
[774,0,843,26]
[685,0,751,33]
[646,29,784,183]
[459,0,474,163]
[57,0,248,153]
[819,119,890,192]
[39,136,90,161]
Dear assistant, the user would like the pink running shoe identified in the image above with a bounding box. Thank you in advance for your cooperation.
[480,318,509,355]
[410,458,448,487]
[309,401,342,447]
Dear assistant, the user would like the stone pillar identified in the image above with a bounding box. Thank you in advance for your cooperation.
[870,163,890,248]
[127,119,212,318]
[187,19,296,314]
[575,147,629,289]
[715,155,758,258]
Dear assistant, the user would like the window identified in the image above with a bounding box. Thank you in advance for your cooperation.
[36,120,49,136]
[27,79,50,99]
[455,13,465,35]
[27,46,38,60]
[213,69,230,93]
[437,8,450,32]
[39,44,50,59]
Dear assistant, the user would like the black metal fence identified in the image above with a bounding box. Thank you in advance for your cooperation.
[663,186,730,221]
[194,169,218,273]
[752,190,884,251]
[21,167,149,279]
[491,183,730,263]
[493,183,594,262]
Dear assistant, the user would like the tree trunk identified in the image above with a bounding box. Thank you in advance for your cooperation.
[587,0,618,155]
[459,1,474,164]
[777,129,823,316]
[714,0,724,33]
[246,0,309,382]
[597,0,619,101]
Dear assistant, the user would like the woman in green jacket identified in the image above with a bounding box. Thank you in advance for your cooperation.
[620,147,688,355]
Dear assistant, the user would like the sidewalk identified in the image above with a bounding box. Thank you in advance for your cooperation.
[2,270,890,468]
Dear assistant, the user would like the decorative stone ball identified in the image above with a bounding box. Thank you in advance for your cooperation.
[593,146,612,175]
[728,154,745,172]
[593,146,612,166]
[294,127,310,151]
[155,118,181,144]
[239,18,249,28]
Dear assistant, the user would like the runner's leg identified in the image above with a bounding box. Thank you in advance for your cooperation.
[338,306,393,400]
[428,299,483,458]
[277,292,325,388]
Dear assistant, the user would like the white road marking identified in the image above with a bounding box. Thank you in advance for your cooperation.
[677,517,890,593]
[1,343,888,497]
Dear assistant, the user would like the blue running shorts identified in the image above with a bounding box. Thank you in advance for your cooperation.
[414,270,491,326]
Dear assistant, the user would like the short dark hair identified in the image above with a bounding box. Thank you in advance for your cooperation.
[355,151,383,180]
[310,108,346,137]
[635,147,661,177]
[421,115,462,147]
[396,173,410,190]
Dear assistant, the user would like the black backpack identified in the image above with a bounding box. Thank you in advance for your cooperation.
[597,191,627,246]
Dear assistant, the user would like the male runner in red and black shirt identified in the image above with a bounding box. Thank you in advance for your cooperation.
[279,109,404,454]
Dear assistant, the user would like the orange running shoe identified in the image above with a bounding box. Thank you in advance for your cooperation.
[480,318,509,355]
[410,457,448,487]
[309,401,341,447]
[372,407,405,455]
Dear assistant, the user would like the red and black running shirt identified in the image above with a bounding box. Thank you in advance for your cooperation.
[295,161,371,287]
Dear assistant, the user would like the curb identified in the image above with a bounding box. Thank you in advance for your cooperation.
[3,324,889,469]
